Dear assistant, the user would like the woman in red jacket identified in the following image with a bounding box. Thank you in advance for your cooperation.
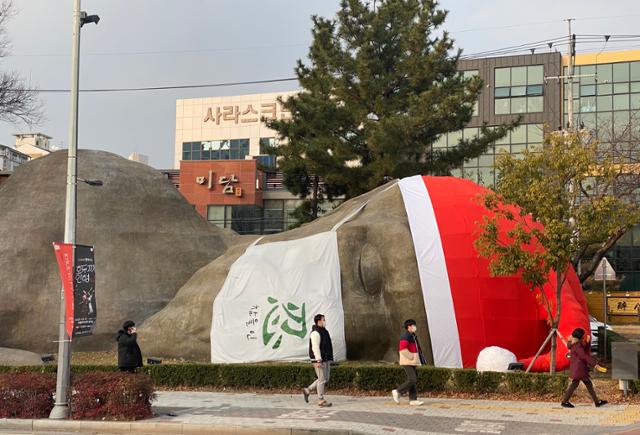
[561,328,607,408]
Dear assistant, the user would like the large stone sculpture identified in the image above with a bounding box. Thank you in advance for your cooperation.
[139,183,432,362]
[0,150,231,353]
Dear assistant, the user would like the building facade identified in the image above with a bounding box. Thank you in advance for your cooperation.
[175,91,302,234]
[561,50,640,291]
[0,144,30,172]
[14,133,54,160]
[172,52,640,289]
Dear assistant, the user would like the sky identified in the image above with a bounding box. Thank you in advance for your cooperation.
[1,0,640,169]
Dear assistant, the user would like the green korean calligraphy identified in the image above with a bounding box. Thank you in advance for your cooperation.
[262,296,307,349]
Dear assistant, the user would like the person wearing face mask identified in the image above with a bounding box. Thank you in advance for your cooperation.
[392,319,424,406]
[303,314,334,407]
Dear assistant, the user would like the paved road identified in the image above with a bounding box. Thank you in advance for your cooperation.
[3,391,640,434]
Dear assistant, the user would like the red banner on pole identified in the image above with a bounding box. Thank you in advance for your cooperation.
[53,242,75,338]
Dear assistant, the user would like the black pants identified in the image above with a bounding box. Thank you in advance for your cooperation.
[119,366,136,373]
[396,366,418,400]
[562,378,598,403]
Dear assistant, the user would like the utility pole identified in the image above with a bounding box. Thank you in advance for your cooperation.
[49,0,99,419]
[566,18,575,130]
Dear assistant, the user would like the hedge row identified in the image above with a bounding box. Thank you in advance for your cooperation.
[0,372,154,420]
[0,363,569,397]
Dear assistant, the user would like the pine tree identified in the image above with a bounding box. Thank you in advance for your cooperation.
[266,0,515,221]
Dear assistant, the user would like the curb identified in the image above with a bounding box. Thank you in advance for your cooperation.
[0,419,365,435]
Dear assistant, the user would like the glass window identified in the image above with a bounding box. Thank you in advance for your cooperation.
[495,68,510,87]
[207,205,225,223]
[631,62,640,81]
[581,65,596,85]
[581,85,596,96]
[614,94,630,111]
[511,144,527,154]
[631,94,640,110]
[201,150,210,160]
[496,144,510,154]
[614,83,630,94]
[511,86,526,97]
[527,65,544,84]
[449,130,462,146]
[580,96,596,113]
[182,151,189,161]
[597,112,613,137]
[495,99,510,115]
[581,113,596,130]
[479,153,494,166]
[597,95,612,111]
[614,111,630,136]
[632,83,640,93]
[191,149,201,160]
[597,83,613,95]
[527,124,544,143]
[527,96,544,113]
[433,135,447,149]
[463,70,479,79]
[511,125,527,143]
[463,127,479,139]
[478,167,494,186]
[614,62,630,82]
[511,66,527,86]
[495,129,510,145]
[472,101,479,117]
[494,87,510,98]
[511,97,527,113]
[597,64,613,83]
[182,142,191,152]
[527,85,543,96]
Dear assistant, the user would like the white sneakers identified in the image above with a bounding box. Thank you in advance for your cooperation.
[391,390,423,406]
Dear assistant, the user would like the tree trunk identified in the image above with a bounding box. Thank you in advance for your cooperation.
[549,329,557,375]
[550,269,564,375]
[311,175,320,219]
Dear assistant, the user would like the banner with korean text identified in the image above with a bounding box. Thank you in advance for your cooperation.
[211,232,346,363]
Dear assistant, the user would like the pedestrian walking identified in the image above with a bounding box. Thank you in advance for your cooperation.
[561,327,608,408]
[392,319,424,406]
[116,320,143,373]
[303,314,333,407]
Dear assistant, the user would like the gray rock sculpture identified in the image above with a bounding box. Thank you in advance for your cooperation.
[138,182,432,363]
[0,347,43,366]
[0,150,231,353]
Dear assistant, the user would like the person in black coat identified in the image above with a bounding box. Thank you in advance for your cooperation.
[116,320,143,372]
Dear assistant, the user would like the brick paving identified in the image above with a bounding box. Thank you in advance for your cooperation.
[149,391,640,434]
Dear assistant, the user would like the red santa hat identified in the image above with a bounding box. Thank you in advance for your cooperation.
[398,175,590,372]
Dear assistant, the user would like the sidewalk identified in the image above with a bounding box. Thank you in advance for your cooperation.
[3,391,640,434]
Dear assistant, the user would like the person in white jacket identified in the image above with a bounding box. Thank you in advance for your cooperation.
[303,314,333,407]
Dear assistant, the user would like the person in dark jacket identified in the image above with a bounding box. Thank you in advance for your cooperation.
[116,320,143,373]
[303,314,333,407]
[561,328,607,408]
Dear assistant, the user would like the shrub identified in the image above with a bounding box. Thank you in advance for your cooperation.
[476,371,504,393]
[69,372,155,420]
[143,364,219,388]
[451,369,479,392]
[355,366,405,391]
[417,367,450,392]
[0,373,55,418]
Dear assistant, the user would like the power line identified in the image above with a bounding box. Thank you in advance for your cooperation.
[7,42,309,58]
[26,77,299,94]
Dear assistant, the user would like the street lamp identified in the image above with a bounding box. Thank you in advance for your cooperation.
[49,0,99,420]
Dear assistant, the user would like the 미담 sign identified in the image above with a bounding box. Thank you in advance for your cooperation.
[608,297,640,316]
